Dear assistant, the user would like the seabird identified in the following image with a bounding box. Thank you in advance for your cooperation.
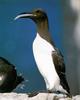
[0,57,24,92]
[15,8,70,95]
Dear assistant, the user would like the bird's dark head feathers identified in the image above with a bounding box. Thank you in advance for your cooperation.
[15,8,48,23]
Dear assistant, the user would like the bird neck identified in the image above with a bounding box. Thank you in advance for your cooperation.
[37,19,49,34]
[36,19,55,46]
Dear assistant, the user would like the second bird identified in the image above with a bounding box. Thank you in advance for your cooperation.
[0,57,24,92]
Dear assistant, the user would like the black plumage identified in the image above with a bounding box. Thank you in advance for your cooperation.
[0,57,24,92]
[52,49,70,93]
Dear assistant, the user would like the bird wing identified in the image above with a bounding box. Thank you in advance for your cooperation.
[52,49,70,93]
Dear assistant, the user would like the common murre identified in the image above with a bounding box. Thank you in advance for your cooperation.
[15,8,70,96]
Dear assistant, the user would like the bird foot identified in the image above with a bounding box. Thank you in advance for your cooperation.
[28,92,39,97]
[28,90,48,97]
[53,95,72,100]
[53,91,72,98]
[28,90,72,98]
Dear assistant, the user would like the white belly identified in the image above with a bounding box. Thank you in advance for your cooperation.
[32,34,60,91]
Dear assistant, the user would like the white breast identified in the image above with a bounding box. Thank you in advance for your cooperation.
[32,33,60,90]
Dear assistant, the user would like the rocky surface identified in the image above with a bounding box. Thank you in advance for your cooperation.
[0,93,79,100]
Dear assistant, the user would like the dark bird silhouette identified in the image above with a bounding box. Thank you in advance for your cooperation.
[0,57,24,92]
[15,8,70,96]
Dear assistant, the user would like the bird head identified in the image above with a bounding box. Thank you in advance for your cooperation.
[14,8,48,24]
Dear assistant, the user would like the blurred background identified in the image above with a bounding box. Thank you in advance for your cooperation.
[0,0,79,95]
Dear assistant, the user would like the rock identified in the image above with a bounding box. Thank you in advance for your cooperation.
[72,95,80,100]
[0,93,79,100]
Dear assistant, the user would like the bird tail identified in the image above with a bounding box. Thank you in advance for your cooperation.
[59,73,70,94]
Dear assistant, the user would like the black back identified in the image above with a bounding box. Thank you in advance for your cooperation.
[0,57,24,92]
[52,49,70,93]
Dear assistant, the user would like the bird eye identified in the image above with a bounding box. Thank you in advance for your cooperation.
[36,10,40,13]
